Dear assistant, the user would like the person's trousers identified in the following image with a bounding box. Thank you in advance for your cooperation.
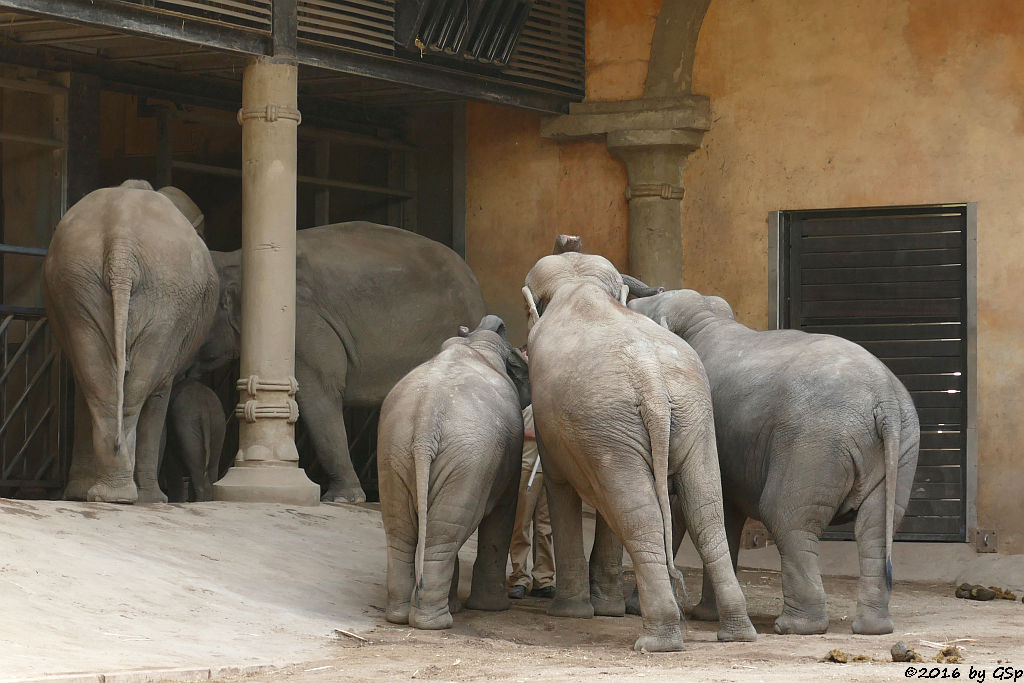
[508,468,554,589]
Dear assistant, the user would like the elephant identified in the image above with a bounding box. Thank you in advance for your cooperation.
[162,378,227,502]
[521,241,756,652]
[377,315,530,629]
[43,180,218,504]
[628,288,920,635]
[187,220,487,503]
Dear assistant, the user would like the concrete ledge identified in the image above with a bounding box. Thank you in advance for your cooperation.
[540,95,711,141]
[8,663,283,683]
[673,536,1024,592]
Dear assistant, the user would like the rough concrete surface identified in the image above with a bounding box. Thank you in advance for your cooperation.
[3,498,1024,682]
[0,499,385,681]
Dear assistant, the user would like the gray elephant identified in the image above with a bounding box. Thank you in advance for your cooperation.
[187,221,487,503]
[377,315,530,629]
[521,244,756,652]
[162,378,227,502]
[43,180,218,503]
[629,289,920,635]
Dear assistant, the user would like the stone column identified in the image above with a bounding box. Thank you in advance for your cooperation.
[213,57,320,505]
[607,129,704,290]
[540,96,710,289]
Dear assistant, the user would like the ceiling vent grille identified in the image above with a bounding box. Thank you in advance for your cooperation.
[394,0,533,66]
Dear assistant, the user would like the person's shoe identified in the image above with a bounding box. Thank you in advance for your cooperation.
[530,586,556,599]
[508,585,527,599]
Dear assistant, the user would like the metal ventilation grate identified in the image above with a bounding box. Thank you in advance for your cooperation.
[504,0,583,93]
[298,0,395,53]
[394,0,533,66]
[117,0,272,33]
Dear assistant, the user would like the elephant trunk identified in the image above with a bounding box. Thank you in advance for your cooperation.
[621,274,664,299]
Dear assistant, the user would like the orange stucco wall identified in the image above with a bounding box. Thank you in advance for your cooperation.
[685,0,1024,552]
[465,0,661,345]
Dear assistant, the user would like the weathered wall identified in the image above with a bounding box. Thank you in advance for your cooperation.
[465,0,661,344]
[685,0,1024,552]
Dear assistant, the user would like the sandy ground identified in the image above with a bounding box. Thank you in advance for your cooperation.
[214,567,1024,683]
[2,499,1023,682]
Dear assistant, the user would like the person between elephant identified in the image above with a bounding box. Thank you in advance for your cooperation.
[507,397,555,600]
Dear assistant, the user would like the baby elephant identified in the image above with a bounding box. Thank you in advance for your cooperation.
[629,289,920,635]
[378,315,530,629]
[164,378,226,502]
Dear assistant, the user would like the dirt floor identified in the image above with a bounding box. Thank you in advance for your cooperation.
[3,499,1023,682]
[215,568,1024,683]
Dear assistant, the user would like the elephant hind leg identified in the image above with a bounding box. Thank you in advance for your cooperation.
[466,472,516,613]
[380,464,416,625]
[589,512,625,617]
[690,500,745,623]
[851,482,905,634]
[544,478,594,619]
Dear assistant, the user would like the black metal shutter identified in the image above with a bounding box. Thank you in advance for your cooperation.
[782,205,969,542]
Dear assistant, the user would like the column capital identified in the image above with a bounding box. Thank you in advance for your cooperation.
[540,94,710,142]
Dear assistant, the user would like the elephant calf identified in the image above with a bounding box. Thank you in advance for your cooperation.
[522,245,756,652]
[378,315,530,629]
[163,378,226,502]
[629,289,920,635]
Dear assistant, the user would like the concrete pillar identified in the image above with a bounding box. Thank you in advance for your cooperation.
[213,57,320,505]
[607,129,704,290]
[540,96,710,289]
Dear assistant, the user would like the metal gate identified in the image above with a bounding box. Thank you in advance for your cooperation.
[0,74,72,498]
[778,204,974,542]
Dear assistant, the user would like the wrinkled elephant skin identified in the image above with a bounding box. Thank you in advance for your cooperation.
[378,315,530,629]
[163,378,227,502]
[629,289,920,635]
[523,253,756,652]
[43,180,218,504]
[189,222,487,503]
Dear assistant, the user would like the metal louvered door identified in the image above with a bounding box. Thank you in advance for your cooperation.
[781,205,971,542]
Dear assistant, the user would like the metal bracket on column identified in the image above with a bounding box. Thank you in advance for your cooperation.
[236,104,302,126]
[625,183,684,201]
[235,375,300,424]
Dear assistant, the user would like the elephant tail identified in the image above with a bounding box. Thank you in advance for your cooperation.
[411,440,434,608]
[875,403,900,591]
[106,248,137,461]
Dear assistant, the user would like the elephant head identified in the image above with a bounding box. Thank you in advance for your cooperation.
[628,289,734,339]
[443,314,530,409]
[157,186,206,238]
[522,235,665,329]
[186,252,240,375]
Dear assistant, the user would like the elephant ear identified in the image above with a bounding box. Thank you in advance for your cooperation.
[221,278,242,335]
[504,346,531,410]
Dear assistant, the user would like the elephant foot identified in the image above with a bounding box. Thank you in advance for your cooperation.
[591,594,625,617]
[64,477,95,501]
[773,611,828,635]
[87,480,138,504]
[465,591,509,612]
[408,606,453,630]
[386,601,410,625]
[548,596,594,619]
[852,612,893,635]
[136,487,168,504]
[688,598,719,622]
[323,485,367,504]
[717,617,758,642]
[449,596,463,615]
[633,626,684,653]
[625,586,642,616]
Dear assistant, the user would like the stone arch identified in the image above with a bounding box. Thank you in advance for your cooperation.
[645,0,712,97]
